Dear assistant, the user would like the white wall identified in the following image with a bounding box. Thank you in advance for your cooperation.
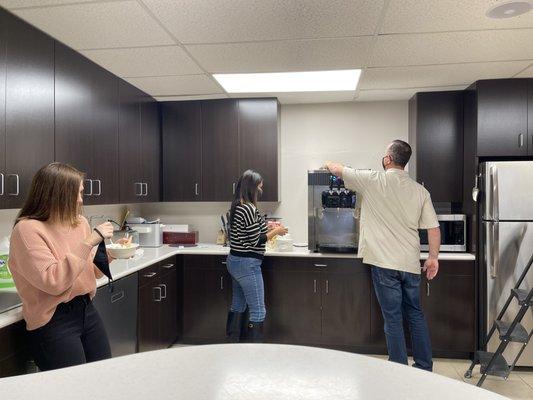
[141,100,408,244]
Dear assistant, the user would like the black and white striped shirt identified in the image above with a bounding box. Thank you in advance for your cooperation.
[230,203,268,259]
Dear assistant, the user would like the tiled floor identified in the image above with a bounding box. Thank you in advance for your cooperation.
[172,344,533,399]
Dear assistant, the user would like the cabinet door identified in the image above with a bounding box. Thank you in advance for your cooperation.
[91,65,119,205]
[118,81,142,203]
[161,102,202,201]
[182,265,230,342]
[159,265,179,348]
[477,80,528,157]
[140,99,160,202]
[238,99,279,201]
[138,282,162,353]
[0,11,6,209]
[421,261,475,353]
[529,79,533,156]
[322,267,372,346]
[5,14,54,209]
[54,42,94,189]
[262,259,322,344]
[201,100,239,201]
[414,92,463,202]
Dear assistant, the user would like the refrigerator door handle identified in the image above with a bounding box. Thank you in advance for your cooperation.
[493,223,499,279]
[487,222,495,279]
[491,165,499,221]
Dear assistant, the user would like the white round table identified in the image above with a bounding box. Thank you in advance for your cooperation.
[0,344,507,400]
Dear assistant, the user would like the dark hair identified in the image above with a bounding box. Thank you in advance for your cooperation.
[388,140,412,167]
[229,170,263,226]
[15,162,84,226]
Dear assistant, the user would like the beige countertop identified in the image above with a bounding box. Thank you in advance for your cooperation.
[0,244,475,329]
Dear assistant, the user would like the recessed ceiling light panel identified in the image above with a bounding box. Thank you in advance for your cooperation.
[486,1,532,19]
[213,70,361,93]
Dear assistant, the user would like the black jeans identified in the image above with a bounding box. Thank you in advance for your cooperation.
[27,294,111,371]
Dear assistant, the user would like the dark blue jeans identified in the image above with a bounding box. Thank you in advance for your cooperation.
[371,265,433,371]
[226,254,266,323]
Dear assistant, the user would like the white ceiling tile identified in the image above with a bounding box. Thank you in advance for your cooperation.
[186,37,372,74]
[81,46,202,77]
[125,75,223,96]
[155,94,229,102]
[360,61,532,89]
[372,29,533,67]
[356,86,467,102]
[515,63,533,77]
[381,0,533,34]
[11,0,175,49]
[0,0,99,8]
[143,0,384,44]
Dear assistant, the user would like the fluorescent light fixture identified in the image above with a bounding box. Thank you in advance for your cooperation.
[213,69,361,93]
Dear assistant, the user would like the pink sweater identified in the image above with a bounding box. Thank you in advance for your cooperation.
[9,217,103,330]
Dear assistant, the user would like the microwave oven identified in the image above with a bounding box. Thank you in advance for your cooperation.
[419,214,466,252]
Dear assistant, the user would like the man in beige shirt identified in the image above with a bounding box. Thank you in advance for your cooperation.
[326,139,441,372]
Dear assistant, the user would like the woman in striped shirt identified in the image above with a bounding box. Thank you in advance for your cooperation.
[226,170,288,342]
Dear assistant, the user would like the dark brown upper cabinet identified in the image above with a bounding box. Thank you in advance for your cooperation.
[161,102,202,201]
[0,11,6,209]
[475,79,529,157]
[118,81,160,204]
[140,99,161,203]
[118,81,143,203]
[201,99,240,202]
[4,13,55,209]
[238,99,279,202]
[54,42,120,205]
[161,98,280,202]
[408,91,464,202]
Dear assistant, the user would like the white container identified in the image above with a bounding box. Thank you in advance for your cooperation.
[106,243,139,259]
[275,234,294,252]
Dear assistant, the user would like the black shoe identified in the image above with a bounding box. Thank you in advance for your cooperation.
[247,321,264,343]
[226,311,244,343]
[240,309,250,342]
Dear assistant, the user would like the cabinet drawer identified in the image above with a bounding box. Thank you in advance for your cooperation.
[183,254,227,270]
[139,263,161,287]
[159,256,177,274]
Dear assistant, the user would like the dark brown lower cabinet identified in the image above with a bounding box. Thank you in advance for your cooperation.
[181,255,231,342]
[137,256,180,352]
[0,321,28,378]
[370,260,476,357]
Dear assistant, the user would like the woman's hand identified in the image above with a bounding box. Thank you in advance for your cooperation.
[85,222,114,247]
[274,225,289,236]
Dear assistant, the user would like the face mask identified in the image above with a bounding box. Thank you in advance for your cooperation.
[257,188,263,199]
[382,156,387,170]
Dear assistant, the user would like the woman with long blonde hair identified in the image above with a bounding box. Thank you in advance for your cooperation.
[9,162,114,371]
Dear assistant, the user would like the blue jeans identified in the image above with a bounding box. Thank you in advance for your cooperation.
[371,265,433,371]
[226,254,266,323]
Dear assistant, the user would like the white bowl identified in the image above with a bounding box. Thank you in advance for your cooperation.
[106,243,139,259]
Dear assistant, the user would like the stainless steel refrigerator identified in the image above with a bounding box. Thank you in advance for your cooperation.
[482,161,533,366]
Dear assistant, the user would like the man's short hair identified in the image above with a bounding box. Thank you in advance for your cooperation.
[388,140,412,167]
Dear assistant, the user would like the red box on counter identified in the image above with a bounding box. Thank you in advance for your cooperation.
[163,230,199,245]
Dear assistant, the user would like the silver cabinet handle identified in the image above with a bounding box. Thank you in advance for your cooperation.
[95,179,102,196]
[111,291,125,303]
[159,284,167,299]
[314,264,327,267]
[232,182,236,194]
[153,286,162,302]
[161,263,174,269]
[221,261,227,265]
[8,174,19,196]
[135,182,143,196]
[143,272,157,278]
[326,279,329,294]
[519,133,525,148]
[426,282,430,297]
[313,279,317,293]
[84,179,93,196]
[220,276,224,290]
[0,173,4,196]
[195,183,199,196]
[143,183,148,197]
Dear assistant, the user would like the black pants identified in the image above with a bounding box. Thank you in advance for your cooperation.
[27,294,111,371]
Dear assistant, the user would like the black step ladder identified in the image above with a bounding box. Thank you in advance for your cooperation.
[464,252,533,387]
